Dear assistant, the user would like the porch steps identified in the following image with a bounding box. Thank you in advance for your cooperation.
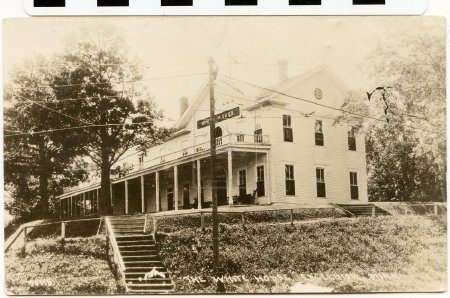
[335,203,391,217]
[107,215,175,293]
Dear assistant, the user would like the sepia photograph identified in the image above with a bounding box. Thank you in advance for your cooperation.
[2,16,447,294]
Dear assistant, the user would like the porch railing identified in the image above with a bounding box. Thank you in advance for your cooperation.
[146,133,270,168]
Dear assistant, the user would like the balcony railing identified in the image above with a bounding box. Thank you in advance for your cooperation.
[139,133,270,169]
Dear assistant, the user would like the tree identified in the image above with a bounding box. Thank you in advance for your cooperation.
[338,22,446,202]
[4,56,88,219]
[51,29,169,215]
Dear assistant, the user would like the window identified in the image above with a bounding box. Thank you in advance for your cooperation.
[256,166,265,197]
[348,127,356,151]
[237,134,244,142]
[316,168,326,197]
[283,115,293,142]
[254,128,263,143]
[350,172,359,200]
[285,165,295,195]
[315,120,324,146]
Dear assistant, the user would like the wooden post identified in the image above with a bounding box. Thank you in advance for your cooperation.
[61,222,66,239]
[434,203,438,216]
[141,175,145,214]
[153,216,158,238]
[241,213,246,230]
[174,165,179,211]
[155,172,160,212]
[290,209,294,226]
[227,151,233,205]
[197,160,201,210]
[200,212,205,232]
[23,227,27,255]
[404,205,408,215]
[372,205,376,217]
[125,180,129,215]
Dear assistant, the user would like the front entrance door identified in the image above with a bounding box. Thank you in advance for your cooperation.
[239,170,247,199]
[167,187,174,211]
[183,184,190,208]
[216,169,227,206]
[256,166,265,197]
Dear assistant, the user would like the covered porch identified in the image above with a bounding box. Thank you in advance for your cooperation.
[59,137,271,218]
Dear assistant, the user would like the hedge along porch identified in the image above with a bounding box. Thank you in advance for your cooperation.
[58,139,271,218]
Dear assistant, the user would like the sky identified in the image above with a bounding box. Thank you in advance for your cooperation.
[3,16,444,124]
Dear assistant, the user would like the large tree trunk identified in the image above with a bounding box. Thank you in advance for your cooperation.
[99,126,113,215]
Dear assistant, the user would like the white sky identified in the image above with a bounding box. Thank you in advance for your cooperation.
[3,16,443,124]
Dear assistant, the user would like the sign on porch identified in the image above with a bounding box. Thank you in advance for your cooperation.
[197,107,240,129]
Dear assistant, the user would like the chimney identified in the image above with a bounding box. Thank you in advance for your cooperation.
[179,96,189,118]
[278,60,288,82]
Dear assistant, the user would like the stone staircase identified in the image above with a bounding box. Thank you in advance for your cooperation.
[335,203,391,217]
[107,215,174,293]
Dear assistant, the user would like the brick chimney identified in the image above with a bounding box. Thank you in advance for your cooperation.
[179,96,189,118]
[278,60,288,82]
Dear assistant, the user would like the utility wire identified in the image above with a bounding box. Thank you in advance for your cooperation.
[218,74,442,135]
[6,73,207,91]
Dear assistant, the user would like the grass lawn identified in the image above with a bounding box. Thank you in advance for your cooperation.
[4,236,121,295]
[157,215,447,293]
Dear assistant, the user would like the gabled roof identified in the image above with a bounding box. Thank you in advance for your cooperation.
[175,64,349,130]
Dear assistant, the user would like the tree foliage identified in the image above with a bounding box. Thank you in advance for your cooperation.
[4,56,88,219]
[338,22,446,202]
[51,29,170,214]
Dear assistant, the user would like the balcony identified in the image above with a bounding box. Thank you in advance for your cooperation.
[140,134,270,170]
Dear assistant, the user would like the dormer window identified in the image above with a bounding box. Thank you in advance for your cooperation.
[283,115,293,142]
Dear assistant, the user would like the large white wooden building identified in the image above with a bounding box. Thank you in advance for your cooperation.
[58,63,368,218]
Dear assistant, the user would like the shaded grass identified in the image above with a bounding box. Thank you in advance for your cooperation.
[5,236,120,295]
[157,215,447,293]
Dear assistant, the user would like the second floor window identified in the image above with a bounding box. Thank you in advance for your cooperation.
[348,127,356,151]
[315,120,324,146]
[283,115,293,142]
[285,165,295,195]
[254,129,263,143]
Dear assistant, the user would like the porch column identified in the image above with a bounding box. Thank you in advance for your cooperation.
[197,159,201,210]
[155,171,160,212]
[125,180,129,214]
[174,165,179,210]
[70,196,73,218]
[228,150,233,205]
[83,193,86,216]
[97,189,100,214]
[141,175,145,213]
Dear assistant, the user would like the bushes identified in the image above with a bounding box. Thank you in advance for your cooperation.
[157,216,446,293]
[27,218,101,239]
[5,236,119,295]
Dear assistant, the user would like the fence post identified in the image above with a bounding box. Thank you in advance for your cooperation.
[290,209,294,227]
[200,212,205,232]
[61,222,66,251]
[434,203,438,216]
[372,205,376,218]
[403,205,408,215]
[105,225,109,259]
[332,208,336,219]
[23,227,27,255]
[241,213,246,230]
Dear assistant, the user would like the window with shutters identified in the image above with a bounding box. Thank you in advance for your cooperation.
[348,127,356,151]
[285,165,295,195]
[315,120,324,146]
[350,172,359,200]
[316,168,326,197]
[283,115,293,142]
[256,165,265,197]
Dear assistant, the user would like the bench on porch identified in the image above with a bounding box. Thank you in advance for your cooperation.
[233,190,257,205]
